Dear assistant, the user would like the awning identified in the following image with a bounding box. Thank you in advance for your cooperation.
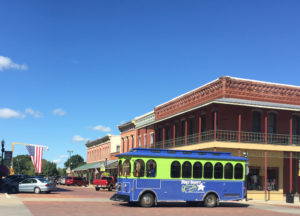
[73,160,118,171]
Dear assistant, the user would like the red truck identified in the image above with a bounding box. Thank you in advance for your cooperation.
[93,176,116,191]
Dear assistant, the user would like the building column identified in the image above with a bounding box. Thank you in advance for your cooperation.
[163,127,165,149]
[214,111,217,141]
[185,119,188,145]
[145,127,148,148]
[238,113,242,142]
[199,115,202,144]
[173,122,176,147]
[265,151,268,201]
[264,115,268,144]
[290,117,293,192]
[153,129,156,148]
[136,129,139,148]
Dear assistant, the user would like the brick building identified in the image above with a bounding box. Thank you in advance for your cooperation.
[133,76,300,201]
[74,134,120,183]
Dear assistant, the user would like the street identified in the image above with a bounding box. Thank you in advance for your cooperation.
[1,185,300,216]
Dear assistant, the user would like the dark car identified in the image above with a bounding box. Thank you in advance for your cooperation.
[4,175,30,193]
[65,177,88,186]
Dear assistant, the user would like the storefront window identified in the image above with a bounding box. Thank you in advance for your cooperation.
[247,167,279,191]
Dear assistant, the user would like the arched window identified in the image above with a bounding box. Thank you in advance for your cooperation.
[146,160,157,177]
[118,160,122,177]
[234,163,243,179]
[224,163,233,179]
[214,162,223,179]
[134,159,145,177]
[204,162,213,179]
[171,161,181,178]
[182,161,192,178]
[193,162,202,179]
[122,159,131,177]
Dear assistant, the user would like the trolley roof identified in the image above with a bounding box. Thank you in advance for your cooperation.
[116,148,248,161]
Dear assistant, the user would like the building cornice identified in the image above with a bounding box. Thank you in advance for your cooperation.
[118,120,135,133]
[86,134,113,148]
[154,76,300,121]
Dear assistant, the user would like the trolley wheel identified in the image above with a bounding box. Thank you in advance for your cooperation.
[204,194,217,208]
[139,193,154,208]
[95,187,100,191]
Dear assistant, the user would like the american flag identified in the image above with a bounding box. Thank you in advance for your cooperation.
[26,145,43,173]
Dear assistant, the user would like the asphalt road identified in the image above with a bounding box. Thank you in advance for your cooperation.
[1,185,300,216]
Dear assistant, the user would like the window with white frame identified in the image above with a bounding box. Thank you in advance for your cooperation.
[150,133,154,147]
[138,135,141,147]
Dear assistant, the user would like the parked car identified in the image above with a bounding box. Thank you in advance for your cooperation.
[93,176,116,191]
[65,177,88,186]
[3,175,29,184]
[57,176,67,185]
[11,177,56,194]
[4,175,30,193]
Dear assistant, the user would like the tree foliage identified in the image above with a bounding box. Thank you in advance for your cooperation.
[13,155,59,176]
[64,154,85,169]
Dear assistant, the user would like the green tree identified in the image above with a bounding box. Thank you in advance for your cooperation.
[42,160,58,177]
[57,167,66,176]
[13,154,59,176]
[64,154,85,169]
[13,155,32,174]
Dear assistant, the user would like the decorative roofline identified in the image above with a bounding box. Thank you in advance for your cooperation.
[154,76,300,120]
[85,134,119,148]
[118,120,135,133]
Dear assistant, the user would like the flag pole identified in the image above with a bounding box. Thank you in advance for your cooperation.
[10,142,49,175]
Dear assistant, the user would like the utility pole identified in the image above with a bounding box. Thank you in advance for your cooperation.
[67,150,73,170]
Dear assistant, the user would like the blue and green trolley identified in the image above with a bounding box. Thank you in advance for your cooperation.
[110,148,248,207]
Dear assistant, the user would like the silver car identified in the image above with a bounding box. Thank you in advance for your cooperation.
[18,178,56,194]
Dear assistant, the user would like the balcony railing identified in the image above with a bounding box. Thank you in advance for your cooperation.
[152,130,300,149]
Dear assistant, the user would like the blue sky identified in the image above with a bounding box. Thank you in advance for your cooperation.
[1,1,300,167]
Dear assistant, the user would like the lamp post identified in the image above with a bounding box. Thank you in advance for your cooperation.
[1,140,5,166]
[67,150,73,172]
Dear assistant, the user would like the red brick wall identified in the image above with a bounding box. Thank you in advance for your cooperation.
[155,76,300,121]
[153,104,295,136]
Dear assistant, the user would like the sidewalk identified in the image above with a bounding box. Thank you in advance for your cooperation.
[240,197,300,208]
[0,193,32,216]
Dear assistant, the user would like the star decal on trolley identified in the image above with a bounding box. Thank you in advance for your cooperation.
[197,183,205,191]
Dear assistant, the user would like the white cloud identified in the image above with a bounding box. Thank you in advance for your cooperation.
[52,154,68,165]
[92,125,111,132]
[72,135,89,143]
[0,56,27,71]
[0,108,25,119]
[52,108,66,116]
[25,108,42,118]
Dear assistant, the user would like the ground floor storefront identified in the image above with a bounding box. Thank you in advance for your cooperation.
[175,142,300,201]
[73,160,118,184]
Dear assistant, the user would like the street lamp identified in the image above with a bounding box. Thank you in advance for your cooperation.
[1,140,5,165]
